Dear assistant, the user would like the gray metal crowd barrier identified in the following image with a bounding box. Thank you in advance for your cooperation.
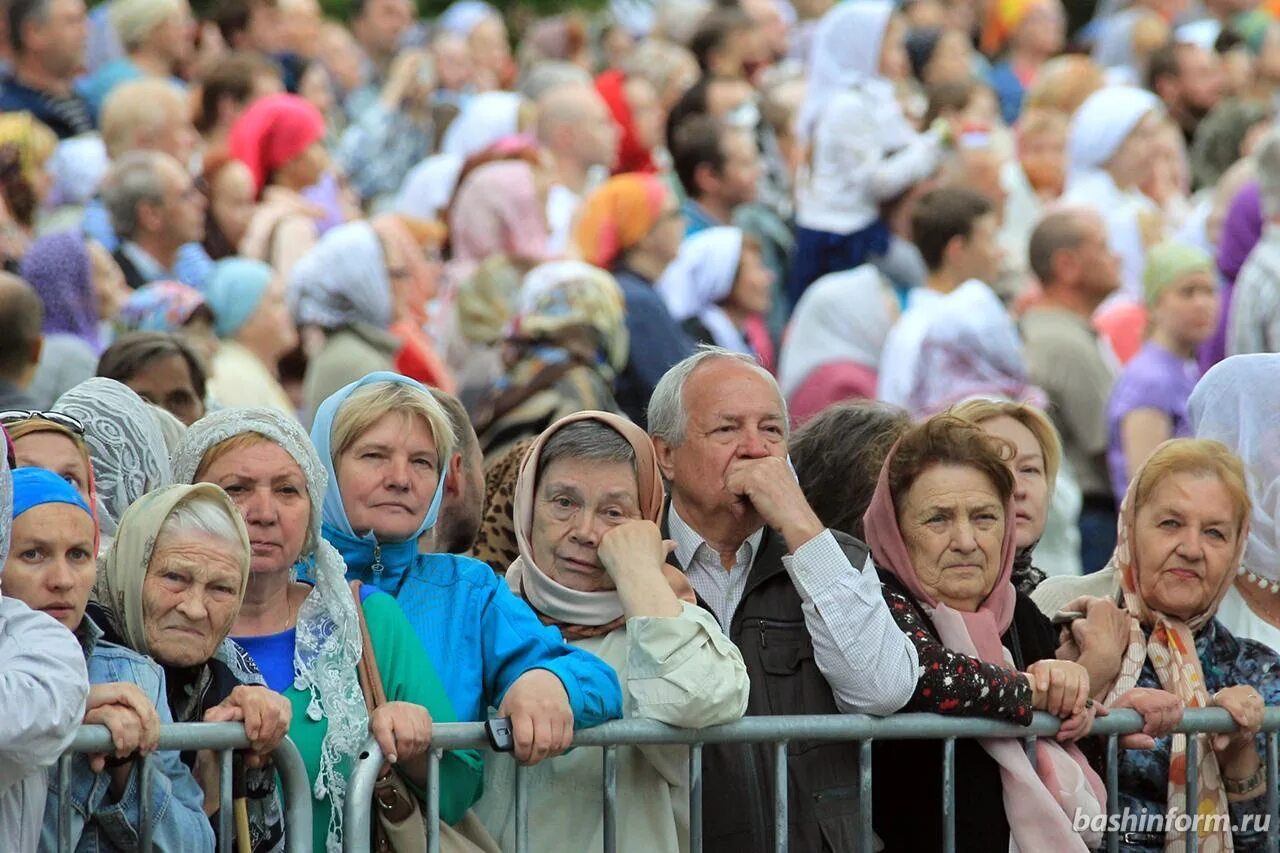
[51,722,312,852]
[343,708,1280,853]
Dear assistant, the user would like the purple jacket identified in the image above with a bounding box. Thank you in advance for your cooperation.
[1203,181,1263,371]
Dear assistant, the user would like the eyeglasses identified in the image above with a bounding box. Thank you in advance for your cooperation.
[0,410,86,435]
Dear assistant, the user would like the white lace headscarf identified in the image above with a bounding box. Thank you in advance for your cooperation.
[53,378,173,536]
[171,407,366,853]
[0,440,12,577]
[1189,354,1280,588]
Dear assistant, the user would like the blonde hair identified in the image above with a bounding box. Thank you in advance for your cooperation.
[949,399,1063,494]
[101,79,188,159]
[1024,55,1105,115]
[0,112,56,178]
[1134,439,1251,535]
[194,431,279,481]
[329,381,457,471]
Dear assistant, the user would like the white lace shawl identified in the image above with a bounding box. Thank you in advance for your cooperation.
[171,407,366,853]
[53,378,173,536]
[0,447,11,573]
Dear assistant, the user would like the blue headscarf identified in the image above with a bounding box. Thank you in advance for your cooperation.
[12,467,93,520]
[310,372,448,548]
[204,257,274,339]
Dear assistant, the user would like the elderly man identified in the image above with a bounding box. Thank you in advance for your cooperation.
[648,347,919,850]
[536,82,619,253]
[100,150,206,289]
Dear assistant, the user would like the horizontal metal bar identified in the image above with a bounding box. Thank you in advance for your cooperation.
[68,721,253,754]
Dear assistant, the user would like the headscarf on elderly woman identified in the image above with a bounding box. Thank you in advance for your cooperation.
[1190,354,1280,652]
[475,411,748,852]
[52,377,173,538]
[87,482,288,853]
[471,261,629,462]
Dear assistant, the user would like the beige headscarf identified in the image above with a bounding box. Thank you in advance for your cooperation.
[95,483,251,657]
[505,411,694,639]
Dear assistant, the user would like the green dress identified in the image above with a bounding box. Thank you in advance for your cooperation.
[239,591,484,850]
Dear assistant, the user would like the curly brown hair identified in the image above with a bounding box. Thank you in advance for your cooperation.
[888,415,1017,516]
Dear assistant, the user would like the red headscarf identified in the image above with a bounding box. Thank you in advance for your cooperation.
[227,94,326,197]
[595,69,657,175]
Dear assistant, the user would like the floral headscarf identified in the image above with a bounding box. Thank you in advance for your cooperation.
[171,407,367,853]
[1101,440,1250,853]
[509,261,629,377]
[118,281,208,334]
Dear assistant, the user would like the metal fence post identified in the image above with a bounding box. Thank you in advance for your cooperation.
[1186,735,1199,853]
[603,746,618,853]
[689,744,703,853]
[941,738,956,853]
[773,742,789,853]
[427,749,441,853]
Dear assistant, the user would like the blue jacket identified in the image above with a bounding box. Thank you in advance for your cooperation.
[309,371,623,727]
[43,618,213,852]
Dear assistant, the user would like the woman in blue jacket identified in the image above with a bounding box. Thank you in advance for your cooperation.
[310,372,623,763]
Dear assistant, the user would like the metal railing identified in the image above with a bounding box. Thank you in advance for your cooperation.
[51,722,313,853]
[344,708,1280,853]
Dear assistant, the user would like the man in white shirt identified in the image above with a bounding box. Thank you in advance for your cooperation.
[878,186,1005,406]
[648,347,918,850]
[536,82,619,254]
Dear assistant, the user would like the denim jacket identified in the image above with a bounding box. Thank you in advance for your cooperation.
[41,618,214,852]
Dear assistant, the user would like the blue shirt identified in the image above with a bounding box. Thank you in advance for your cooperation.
[681,197,721,236]
[83,199,213,288]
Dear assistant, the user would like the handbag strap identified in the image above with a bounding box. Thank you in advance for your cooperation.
[350,581,389,711]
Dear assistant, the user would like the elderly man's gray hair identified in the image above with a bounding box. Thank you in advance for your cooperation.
[647,346,788,447]
[1256,128,1280,219]
[101,150,168,241]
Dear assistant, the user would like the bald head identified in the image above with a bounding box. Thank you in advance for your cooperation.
[1028,208,1092,285]
[0,274,43,380]
[536,83,618,173]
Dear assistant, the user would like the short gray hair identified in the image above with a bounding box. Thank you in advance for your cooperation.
[157,491,246,552]
[647,346,788,447]
[101,150,167,240]
[537,420,636,482]
[1256,128,1280,219]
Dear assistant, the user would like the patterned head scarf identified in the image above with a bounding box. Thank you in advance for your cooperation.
[573,173,668,270]
[53,378,173,536]
[95,483,250,657]
[288,221,392,331]
[171,407,366,853]
[19,230,101,351]
[118,281,208,334]
[510,260,629,376]
[1101,439,1250,853]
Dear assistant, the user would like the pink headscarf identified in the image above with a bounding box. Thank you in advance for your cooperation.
[447,159,549,265]
[863,437,1105,851]
[227,94,326,197]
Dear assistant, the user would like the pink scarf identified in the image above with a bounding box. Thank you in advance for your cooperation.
[863,445,1105,851]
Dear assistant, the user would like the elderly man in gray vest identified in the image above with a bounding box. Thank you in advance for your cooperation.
[648,347,918,851]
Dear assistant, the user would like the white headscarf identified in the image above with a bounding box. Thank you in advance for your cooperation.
[441,91,523,159]
[170,408,366,853]
[392,154,464,221]
[53,378,173,536]
[655,227,751,354]
[0,441,11,577]
[905,281,1035,417]
[1188,354,1280,588]
[797,0,904,145]
[288,221,392,331]
[777,265,895,398]
[1066,86,1160,176]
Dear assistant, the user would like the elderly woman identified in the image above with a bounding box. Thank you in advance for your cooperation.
[53,377,172,537]
[4,468,213,851]
[1190,355,1280,657]
[202,257,298,416]
[1060,439,1278,853]
[170,408,482,851]
[475,412,749,851]
[311,372,624,763]
[87,483,291,852]
[864,415,1108,851]
[472,261,629,462]
[1107,244,1219,499]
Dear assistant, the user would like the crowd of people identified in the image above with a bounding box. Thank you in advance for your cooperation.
[2,0,1280,849]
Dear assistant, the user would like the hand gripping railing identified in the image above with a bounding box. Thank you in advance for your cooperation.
[52,722,313,853]
[344,708,1280,853]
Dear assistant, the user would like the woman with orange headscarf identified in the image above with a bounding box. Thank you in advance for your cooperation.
[573,174,695,426]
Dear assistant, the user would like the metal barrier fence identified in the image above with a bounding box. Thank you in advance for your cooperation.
[344,707,1280,853]
[51,722,313,853]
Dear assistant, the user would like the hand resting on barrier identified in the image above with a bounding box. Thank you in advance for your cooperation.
[82,681,161,795]
[1097,687,1182,749]
[498,668,574,766]
[1024,659,1094,742]
[370,700,434,783]
[203,684,292,768]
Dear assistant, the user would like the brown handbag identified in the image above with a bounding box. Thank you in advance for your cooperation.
[351,581,429,853]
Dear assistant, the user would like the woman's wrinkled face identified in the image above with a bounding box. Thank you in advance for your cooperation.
[199,440,310,575]
[143,529,245,666]
[726,243,774,317]
[530,457,641,593]
[980,416,1049,550]
[337,412,441,541]
[14,430,91,501]
[899,463,1006,612]
[1134,471,1241,622]
[3,504,96,630]
[209,160,257,250]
